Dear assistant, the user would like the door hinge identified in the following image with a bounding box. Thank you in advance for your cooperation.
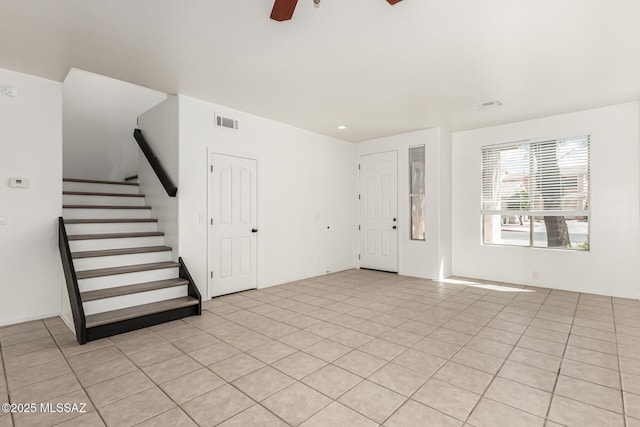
[358,164,360,170]
[358,225,361,230]
[210,271,213,279]
[211,165,213,172]
[358,254,361,260]
[210,218,213,226]
[358,194,361,200]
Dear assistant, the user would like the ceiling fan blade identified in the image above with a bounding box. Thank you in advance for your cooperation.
[387,0,403,4]
[271,0,299,21]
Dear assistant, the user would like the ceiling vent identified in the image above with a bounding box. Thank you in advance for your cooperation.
[216,115,239,130]
[476,99,506,110]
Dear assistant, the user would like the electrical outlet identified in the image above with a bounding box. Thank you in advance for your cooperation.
[0,213,7,225]
[9,178,29,188]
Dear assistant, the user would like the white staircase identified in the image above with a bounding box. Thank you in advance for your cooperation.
[61,178,200,340]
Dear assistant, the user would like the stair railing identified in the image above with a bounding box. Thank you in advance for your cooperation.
[179,257,202,315]
[58,217,87,344]
[133,129,177,197]
[133,128,202,316]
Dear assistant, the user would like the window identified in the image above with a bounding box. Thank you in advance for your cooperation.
[409,145,425,240]
[481,135,590,250]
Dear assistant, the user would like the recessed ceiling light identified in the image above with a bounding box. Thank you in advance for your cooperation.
[337,125,347,130]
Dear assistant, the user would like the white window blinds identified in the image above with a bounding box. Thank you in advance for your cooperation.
[481,135,590,216]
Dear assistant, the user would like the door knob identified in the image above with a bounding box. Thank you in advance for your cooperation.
[251,228,258,233]
[392,226,397,230]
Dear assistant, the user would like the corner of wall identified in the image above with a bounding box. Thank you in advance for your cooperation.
[438,127,453,278]
[137,95,180,257]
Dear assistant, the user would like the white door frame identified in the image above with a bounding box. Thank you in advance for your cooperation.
[207,147,260,299]
[358,150,399,273]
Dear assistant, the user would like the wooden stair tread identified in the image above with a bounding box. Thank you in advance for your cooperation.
[68,231,164,241]
[64,218,158,224]
[63,205,151,209]
[72,246,172,259]
[81,278,189,302]
[86,297,198,328]
[63,178,139,186]
[63,191,145,198]
[76,261,180,279]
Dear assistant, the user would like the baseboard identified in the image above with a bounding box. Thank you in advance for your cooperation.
[257,266,357,290]
[0,311,62,328]
[448,271,639,300]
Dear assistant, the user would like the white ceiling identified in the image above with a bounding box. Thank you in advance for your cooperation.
[1,0,639,142]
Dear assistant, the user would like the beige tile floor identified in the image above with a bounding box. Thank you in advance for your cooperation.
[1,269,640,426]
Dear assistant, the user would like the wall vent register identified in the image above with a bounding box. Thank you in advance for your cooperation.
[476,99,505,109]
[216,115,239,130]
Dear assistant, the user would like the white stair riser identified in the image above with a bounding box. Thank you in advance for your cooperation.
[74,251,173,271]
[63,194,146,206]
[78,267,179,292]
[69,236,164,252]
[63,182,139,194]
[65,222,158,234]
[63,208,151,219]
[83,285,188,316]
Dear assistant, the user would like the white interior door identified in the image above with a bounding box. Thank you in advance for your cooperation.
[360,151,398,272]
[209,153,258,297]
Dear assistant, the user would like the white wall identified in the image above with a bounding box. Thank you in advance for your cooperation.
[63,69,166,181]
[357,128,452,279]
[452,102,640,298]
[178,95,357,297]
[0,67,63,326]
[137,95,180,257]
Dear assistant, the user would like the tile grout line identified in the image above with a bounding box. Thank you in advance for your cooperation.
[375,282,536,425]
[556,299,629,418]
[198,301,385,427]
[208,276,459,426]
[308,279,568,424]
[126,328,207,427]
[41,320,107,427]
[436,288,555,425]
[106,324,245,426]
[0,342,16,427]
[295,281,465,424]
[278,280,620,424]
[153,318,296,426]
[58,323,259,427]
[371,284,492,423]
[611,300,628,427]
[541,292,580,424]
[62,325,212,426]
[1,324,82,427]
